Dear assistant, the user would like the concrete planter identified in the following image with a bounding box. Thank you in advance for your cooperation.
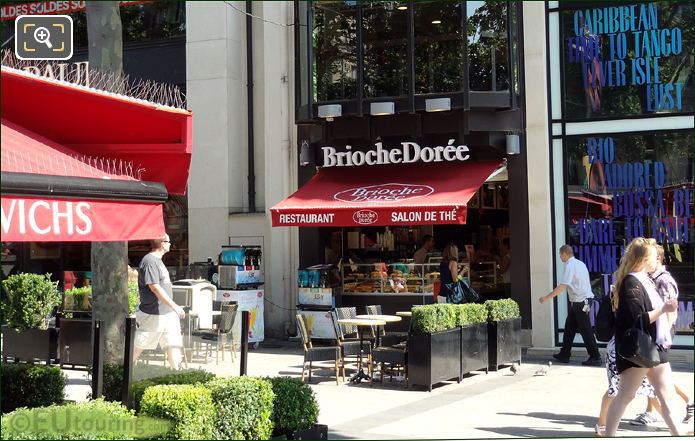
[487,317,522,371]
[408,327,461,391]
[1,325,58,363]
[461,323,489,376]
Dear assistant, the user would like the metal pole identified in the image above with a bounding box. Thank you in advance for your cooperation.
[240,310,249,376]
[122,317,136,406]
[91,320,104,399]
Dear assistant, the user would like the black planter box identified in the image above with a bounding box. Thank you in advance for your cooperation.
[58,319,93,366]
[460,323,488,376]
[408,328,461,391]
[487,317,522,371]
[1,325,58,363]
[276,424,328,440]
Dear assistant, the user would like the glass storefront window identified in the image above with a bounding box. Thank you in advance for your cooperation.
[467,0,509,91]
[561,1,693,120]
[414,1,464,94]
[312,1,358,102]
[362,1,409,97]
[564,130,694,344]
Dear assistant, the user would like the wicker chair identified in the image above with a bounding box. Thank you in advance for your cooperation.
[330,310,372,374]
[365,304,408,346]
[195,302,238,364]
[296,314,344,385]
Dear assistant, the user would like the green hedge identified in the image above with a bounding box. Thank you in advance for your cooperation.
[412,303,491,333]
[269,377,319,434]
[140,384,215,440]
[1,364,66,413]
[456,303,489,326]
[1,273,61,331]
[129,370,216,413]
[0,398,170,440]
[206,376,275,440]
[484,299,521,321]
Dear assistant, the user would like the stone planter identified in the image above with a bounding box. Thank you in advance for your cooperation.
[408,327,461,391]
[1,325,58,363]
[58,318,93,366]
[461,322,488,376]
[487,317,521,371]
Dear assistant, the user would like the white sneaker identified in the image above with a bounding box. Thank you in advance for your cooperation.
[629,412,657,426]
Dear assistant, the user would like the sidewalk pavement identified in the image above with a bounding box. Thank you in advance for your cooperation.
[66,340,694,439]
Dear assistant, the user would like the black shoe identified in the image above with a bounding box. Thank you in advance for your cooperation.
[552,353,570,363]
[582,357,602,367]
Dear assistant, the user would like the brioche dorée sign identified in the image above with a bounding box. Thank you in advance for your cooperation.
[1,196,165,242]
[335,183,434,203]
[322,140,469,167]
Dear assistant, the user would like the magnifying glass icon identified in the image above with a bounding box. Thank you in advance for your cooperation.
[33,27,53,49]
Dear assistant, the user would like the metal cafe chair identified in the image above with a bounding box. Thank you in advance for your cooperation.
[195,302,238,364]
[365,304,408,347]
[295,313,344,385]
[330,310,372,374]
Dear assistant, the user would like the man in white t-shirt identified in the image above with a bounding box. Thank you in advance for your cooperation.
[539,244,601,366]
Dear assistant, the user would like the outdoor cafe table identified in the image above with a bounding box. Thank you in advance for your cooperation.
[395,311,412,317]
[355,314,402,348]
[337,317,386,383]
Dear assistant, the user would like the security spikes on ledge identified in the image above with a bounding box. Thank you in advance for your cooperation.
[534,361,552,376]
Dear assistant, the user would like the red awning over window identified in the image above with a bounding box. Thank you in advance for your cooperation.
[1,67,192,194]
[271,161,501,227]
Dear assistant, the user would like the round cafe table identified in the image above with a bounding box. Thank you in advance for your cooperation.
[395,311,412,317]
[355,315,401,349]
[337,318,386,383]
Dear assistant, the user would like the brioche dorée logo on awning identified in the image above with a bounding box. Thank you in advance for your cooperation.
[352,209,378,224]
[322,140,469,168]
[335,183,435,203]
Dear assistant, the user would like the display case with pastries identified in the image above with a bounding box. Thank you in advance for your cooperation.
[341,263,440,295]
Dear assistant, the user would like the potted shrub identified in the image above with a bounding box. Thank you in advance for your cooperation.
[270,377,325,440]
[456,303,489,376]
[1,273,60,363]
[58,286,97,367]
[408,304,461,391]
[485,299,522,371]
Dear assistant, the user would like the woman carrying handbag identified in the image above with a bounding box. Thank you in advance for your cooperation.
[604,237,680,436]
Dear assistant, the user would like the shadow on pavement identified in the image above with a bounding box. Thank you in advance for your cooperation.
[476,426,595,438]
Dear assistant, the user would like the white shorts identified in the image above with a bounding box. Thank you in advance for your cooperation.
[134,310,183,350]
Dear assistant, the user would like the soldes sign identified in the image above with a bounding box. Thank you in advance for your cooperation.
[352,209,378,224]
[335,183,434,203]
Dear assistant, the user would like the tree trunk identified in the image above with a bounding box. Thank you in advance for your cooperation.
[87,1,126,365]
[86,1,123,77]
[91,242,129,364]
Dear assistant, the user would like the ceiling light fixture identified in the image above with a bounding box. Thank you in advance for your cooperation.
[431,19,442,24]
[397,5,408,10]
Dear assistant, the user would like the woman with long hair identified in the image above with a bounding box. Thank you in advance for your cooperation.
[604,237,679,436]
[438,243,459,304]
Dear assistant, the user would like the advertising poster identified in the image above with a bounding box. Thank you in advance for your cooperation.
[299,310,338,340]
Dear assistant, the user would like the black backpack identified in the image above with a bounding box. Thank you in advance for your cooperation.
[594,294,615,342]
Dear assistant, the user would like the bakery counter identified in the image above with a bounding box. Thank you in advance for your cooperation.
[339,292,435,332]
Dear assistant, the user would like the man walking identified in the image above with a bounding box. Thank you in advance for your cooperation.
[132,233,186,370]
[539,244,602,366]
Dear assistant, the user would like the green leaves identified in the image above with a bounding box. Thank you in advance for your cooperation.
[1,364,66,413]
[129,370,215,413]
[484,299,521,322]
[140,385,215,440]
[206,377,275,440]
[1,273,60,331]
[269,377,319,434]
[412,300,518,333]
[127,282,138,315]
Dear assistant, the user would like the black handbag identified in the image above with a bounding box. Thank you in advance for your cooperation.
[619,315,660,368]
[444,281,464,304]
[459,279,481,303]
[594,295,615,343]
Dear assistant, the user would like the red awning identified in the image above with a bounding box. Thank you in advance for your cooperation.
[1,67,192,194]
[271,161,501,227]
[1,196,164,242]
